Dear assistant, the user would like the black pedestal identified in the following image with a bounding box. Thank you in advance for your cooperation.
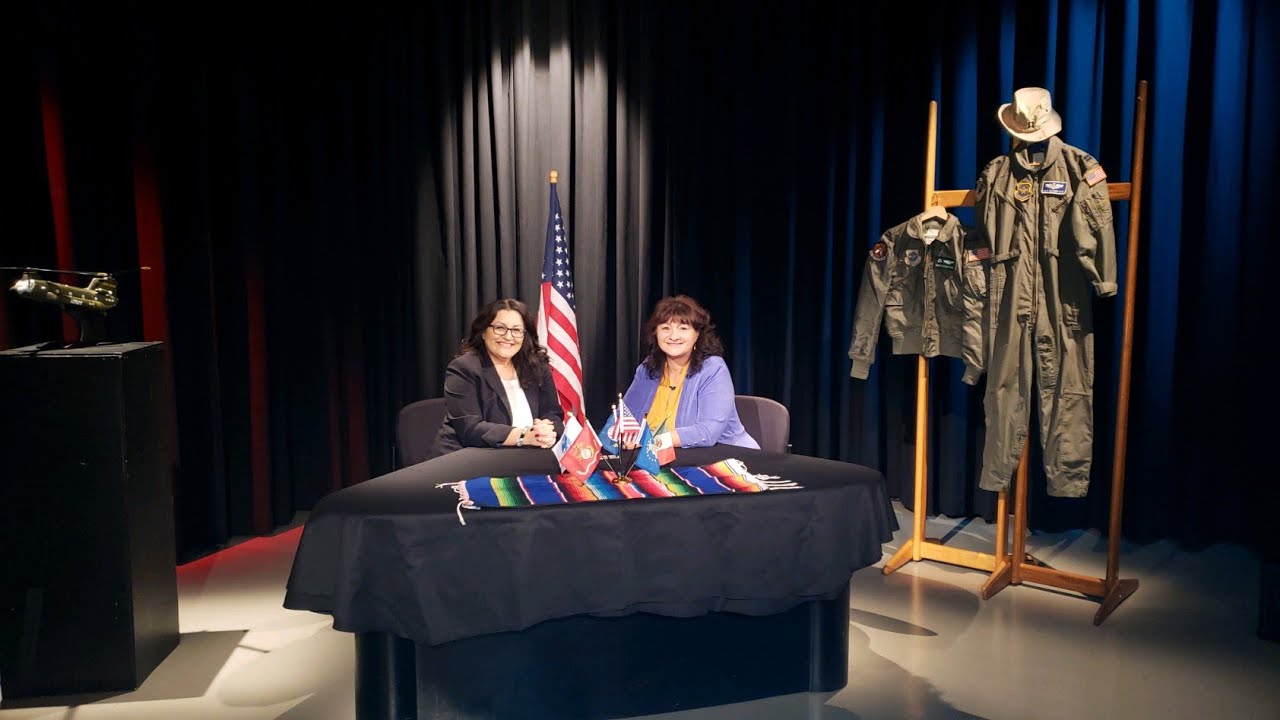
[1260,559,1280,643]
[0,342,179,699]
[355,585,850,720]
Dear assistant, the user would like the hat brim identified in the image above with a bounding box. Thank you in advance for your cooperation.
[998,103,1062,142]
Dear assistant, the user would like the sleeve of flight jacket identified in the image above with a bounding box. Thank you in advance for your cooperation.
[848,227,899,380]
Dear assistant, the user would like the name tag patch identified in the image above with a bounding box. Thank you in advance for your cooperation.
[934,256,956,271]
[1041,180,1067,196]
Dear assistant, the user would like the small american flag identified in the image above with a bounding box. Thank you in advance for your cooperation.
[537,176,585,416]
[608,400,644,447]
[967,246,991,263]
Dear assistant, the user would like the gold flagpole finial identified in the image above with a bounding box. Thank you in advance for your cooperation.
[549,170,558,184]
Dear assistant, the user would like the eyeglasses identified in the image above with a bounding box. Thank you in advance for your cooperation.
[488,323,526,338]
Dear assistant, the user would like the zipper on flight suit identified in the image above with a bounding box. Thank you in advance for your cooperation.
[923,237,935,356]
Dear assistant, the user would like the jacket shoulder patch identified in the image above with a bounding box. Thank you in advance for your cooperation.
[1084,165,1107,187]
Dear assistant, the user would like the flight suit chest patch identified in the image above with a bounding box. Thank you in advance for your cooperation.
[934,255,956,271]
[904,249,922,266]
[1041,180,1067,196]
[1013,180,1034,202]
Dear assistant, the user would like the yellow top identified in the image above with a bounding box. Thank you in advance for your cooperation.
[646,363,689,435]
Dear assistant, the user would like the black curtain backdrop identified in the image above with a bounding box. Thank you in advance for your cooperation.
[5,1,1277,561]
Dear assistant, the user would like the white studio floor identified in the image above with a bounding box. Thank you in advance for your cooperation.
[2,502,1278,720]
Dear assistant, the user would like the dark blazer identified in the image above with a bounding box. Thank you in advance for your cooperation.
[429,351,566,458]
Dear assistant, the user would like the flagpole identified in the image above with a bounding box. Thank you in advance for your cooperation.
[615,394,640,478]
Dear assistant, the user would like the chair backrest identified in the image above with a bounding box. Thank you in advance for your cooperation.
[734,395,790,454]
[396,397,449,468]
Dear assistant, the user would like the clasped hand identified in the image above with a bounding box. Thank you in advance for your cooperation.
[529,418,558,448]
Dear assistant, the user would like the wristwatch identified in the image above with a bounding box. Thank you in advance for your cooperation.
[516,427,530,447]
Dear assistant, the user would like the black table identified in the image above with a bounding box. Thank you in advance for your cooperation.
[285,446,893,719]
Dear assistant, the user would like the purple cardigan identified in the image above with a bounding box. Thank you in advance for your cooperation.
[622,356,759,449]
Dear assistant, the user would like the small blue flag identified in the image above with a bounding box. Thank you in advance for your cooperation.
[598,413,620,454]
[632,424,660,475]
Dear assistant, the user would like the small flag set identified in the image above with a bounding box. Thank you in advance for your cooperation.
[549,394,673,480]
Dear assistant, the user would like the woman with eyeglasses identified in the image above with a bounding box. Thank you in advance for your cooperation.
[430,298,564,457]
[620,295,758,450]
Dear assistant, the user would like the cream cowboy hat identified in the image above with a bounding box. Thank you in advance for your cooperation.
[998,87,1062,142]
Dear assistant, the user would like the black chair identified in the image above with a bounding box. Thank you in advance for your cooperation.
[396,397,448,468]
[734,395,790,454]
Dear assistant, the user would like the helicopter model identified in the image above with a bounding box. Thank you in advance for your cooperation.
[2,266,141,346]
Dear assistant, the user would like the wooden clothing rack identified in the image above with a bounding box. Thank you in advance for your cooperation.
[926,80,1149,624]
[881,101,1011,599]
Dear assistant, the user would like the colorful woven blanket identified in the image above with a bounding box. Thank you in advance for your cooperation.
[438,458,799,524]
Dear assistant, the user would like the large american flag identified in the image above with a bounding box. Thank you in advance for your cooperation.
[536,178,585,416]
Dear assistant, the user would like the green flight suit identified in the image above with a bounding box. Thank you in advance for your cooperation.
[975,136,1117,497]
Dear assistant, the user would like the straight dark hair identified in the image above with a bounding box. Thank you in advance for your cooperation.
[641,295,724,379]
[459,298,549,389]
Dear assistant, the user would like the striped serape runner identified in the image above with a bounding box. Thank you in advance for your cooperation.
[438,458,799,524]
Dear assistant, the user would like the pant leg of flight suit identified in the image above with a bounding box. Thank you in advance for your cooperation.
[1036,248,1095,498]
[979,249,1034,493]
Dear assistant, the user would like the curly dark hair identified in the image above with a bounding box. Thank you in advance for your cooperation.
[459,298,550,389]
[641,295,725,379]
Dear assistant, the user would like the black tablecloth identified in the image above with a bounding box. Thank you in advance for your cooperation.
[284,446,893,646]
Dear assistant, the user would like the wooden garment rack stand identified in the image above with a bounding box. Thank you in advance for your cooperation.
[881,101,1010,598]
[927,80,1149,625]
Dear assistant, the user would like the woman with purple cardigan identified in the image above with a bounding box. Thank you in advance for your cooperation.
[621,295,759,449]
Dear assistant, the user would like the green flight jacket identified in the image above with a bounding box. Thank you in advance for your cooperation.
[849,213,990,385]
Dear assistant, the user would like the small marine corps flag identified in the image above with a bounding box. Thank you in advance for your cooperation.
[555,412,602,477]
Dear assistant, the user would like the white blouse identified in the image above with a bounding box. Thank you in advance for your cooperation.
[502,376,534,428]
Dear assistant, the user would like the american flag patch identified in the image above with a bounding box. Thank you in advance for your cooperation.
[967,246,991,262]
[1084,165,1107,187]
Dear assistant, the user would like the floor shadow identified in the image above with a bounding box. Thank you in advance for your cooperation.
[625,623,988,719]
[216,625,352,708]
[0,690,127,710]
[849,609,937,637]
[831,625,990,720]
[0,630,245,709]
[621,692,863,719]
[852,571,983,649]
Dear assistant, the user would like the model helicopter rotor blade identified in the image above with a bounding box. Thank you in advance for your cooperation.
[0,266,150,276]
